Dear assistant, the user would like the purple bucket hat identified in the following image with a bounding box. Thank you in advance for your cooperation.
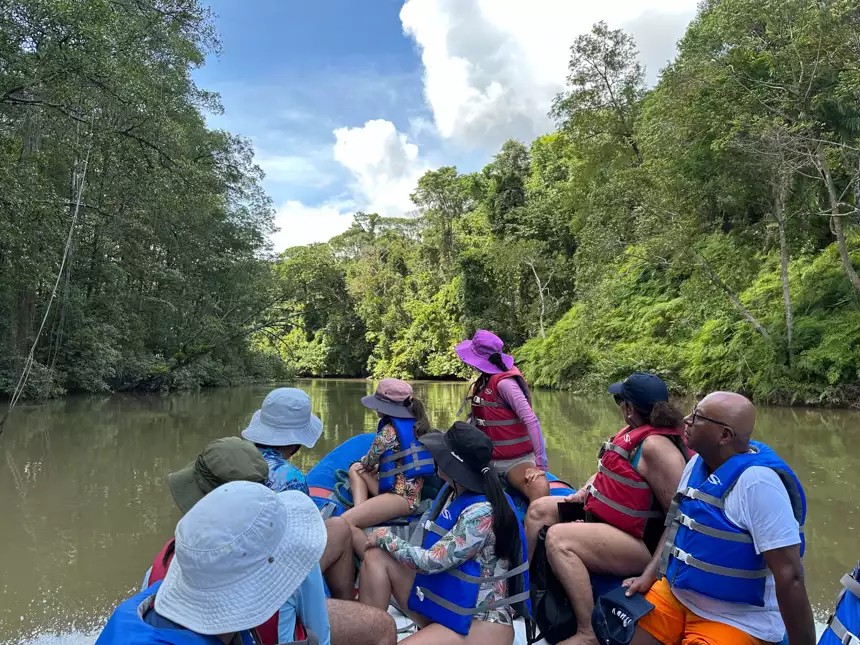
[455,330,515,374]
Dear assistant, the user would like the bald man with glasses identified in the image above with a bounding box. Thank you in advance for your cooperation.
[624,392,815,645]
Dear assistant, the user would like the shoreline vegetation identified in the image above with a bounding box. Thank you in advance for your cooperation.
[3,1,860,407]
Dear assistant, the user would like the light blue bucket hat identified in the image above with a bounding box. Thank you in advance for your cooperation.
[241,388,323,448]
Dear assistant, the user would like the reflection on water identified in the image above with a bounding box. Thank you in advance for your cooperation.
[0,380,857,643]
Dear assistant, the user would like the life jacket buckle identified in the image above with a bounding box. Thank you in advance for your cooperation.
[475,418,486,427]
[671,547,690,565]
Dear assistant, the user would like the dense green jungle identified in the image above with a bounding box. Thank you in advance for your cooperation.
[3,0,860,405]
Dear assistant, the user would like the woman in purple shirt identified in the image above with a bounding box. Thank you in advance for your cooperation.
[456,330,550,502]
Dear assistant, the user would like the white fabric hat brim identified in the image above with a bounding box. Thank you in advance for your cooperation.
[154,490,326,635]
[241,409,323,448]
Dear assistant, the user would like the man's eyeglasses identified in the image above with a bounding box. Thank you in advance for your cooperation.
[689,407,735,436]
[613,395,624,406]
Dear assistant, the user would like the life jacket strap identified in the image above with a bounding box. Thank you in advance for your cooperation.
[475,418,524,428]
[491,435,531,447]
[680,486,725,508]
[447,560,531,585]
[379,445,425,465]
[586,484,662,519]
[600,441,631,460]
[827,614,860,645]
[597,460,650,489]
[414,586,531,615]
[675,513,754,543]
[843,573,860,600]
[667,546,769,579]
[380,459,436,477]
[472,396,508,409]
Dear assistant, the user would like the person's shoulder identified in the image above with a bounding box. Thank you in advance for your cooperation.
[640,432,687,467]
[461,500,493,521]
[730,465,793,515]
[737,464,789,490]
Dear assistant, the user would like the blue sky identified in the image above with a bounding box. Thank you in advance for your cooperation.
[194,0,700,250]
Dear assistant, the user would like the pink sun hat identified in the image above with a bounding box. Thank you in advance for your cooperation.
[455,330,515,374]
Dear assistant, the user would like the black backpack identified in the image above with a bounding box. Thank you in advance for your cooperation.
[529,524,577,644]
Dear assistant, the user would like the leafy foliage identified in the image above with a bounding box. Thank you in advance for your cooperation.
[0,0,289,397]
[267,0,860,405]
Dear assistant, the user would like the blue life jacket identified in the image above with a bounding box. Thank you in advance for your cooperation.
[95,582,256,645]
[377,417,435,494]
[820,564,860,645]
[659,441,806,607]
[407,484,531,635]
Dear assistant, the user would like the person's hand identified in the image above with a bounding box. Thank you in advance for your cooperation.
[622,569,658,597]
[365,528,387,551]
[564,489,586,504]
[525,467,547,484]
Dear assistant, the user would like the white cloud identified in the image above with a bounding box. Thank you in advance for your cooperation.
[271,200,356,251]
[268,120,431,250]
[400,0,698,150]
[333,119,430,218]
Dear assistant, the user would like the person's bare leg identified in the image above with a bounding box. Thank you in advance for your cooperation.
[349,462,371,506]
[505,462,550,502]
[327,598,397,645]
[342,493,412,556]
[400,621,514,645]
[629,627,663,645]
[358,547,418,612]
[546,522,651,645]
[320,517,356,600]
[524,495,562,560]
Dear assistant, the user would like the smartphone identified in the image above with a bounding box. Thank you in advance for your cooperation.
[557,500,586,523]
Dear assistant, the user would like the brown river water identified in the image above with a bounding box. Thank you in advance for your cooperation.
[0,380,857,643]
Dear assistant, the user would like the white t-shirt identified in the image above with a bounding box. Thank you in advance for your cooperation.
[670,454,801,642]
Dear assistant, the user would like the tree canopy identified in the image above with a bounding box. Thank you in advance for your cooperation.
[266,5,860,405]
[4,0,860,405]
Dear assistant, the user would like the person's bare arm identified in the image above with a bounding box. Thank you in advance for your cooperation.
[623,525,669,596]
[638,435,687,511]
[565,473,596,502]
[764,545,816,645]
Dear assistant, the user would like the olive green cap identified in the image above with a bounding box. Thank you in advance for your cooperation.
[167,437,269,514]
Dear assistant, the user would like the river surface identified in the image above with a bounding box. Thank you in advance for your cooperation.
[0,380,857,643]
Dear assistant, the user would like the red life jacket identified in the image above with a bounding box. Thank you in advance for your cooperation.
[469,368,534,460]
[584,424,688,539]
[147,538,306,644]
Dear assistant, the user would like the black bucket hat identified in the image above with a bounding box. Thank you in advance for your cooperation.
[418,422,493,493]
[592,586,655,645]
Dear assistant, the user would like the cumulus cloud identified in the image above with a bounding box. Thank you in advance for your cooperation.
[270,120,431,251]
[270,200,356,251]
[400,0,698,150]
[333,119,430,218]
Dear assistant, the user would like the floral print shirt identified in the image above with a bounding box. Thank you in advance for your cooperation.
[361,422,424,511]
[371,498,514,623]
[259,447,310,495]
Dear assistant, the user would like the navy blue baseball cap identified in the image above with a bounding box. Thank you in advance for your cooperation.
[592,586,655,645]
[608,372,669,412]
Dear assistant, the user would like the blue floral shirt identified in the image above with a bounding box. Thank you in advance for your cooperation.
[260,447,310,495]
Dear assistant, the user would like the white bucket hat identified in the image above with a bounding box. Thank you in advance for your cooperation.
[241,388,323,448]
[155,481,326,635]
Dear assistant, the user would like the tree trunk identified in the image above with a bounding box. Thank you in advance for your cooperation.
[772,173,793,365]
[527,260,547,339]
[694,251,771,340]
[819,152,860,294]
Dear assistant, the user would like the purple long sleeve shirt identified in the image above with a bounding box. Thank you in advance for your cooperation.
[496,378,548,470]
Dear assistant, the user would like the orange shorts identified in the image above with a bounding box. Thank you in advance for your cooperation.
[637,578,767,645]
